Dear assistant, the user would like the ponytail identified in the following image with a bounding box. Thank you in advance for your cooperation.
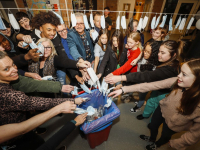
[177,39,184,63]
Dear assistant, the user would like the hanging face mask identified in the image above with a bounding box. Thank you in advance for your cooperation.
[169,17,173,31]
[0,17,6,30]
[71,12,77,27]
[80,83,92,94]
[8,12,20,30]
[116,15,120,30]
[159,15,167,28]
[121,15,126,29]
[90,13,94,28]
[101,15,105,29]
[179,17,186,31]
[71,86,78,95]
[52,11,64,24]
[137,17,143,31]
[155,15,160,28]
[142,16,149,30]
[151,15,156,30]
[175,16,182,29]
[83,15,90,30]
[186,17,194,33]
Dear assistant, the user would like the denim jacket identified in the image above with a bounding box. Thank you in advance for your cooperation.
[67,28,94,62]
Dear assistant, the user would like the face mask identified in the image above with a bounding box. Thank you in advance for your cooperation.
[116,15,120,30]
[101,78,108,96]
[179,17,186,31]
[151,15,156,29]
[8,13,20,30]
[52,11,64,24]
[37,42,44,56]
[106,87,115,96]
[91,29,99,41]
[90,13,94,28]
[83,15,89,30]
[71,86,78,95]
[87,67,99,83]
[22,42,28,47]
[137,17,143,31]
[121,15,126,29]
[42,75,54,80]
[29,40,38,49]
[74,107,87,114]
[175,16,181,29]
[142,16,149,30]
[0,17,6,30]
[104,97,112,108]
[87,106,96,116]
[155,15,160,28]
[71,12,77,27]
[187,17,194,30]
[97,80,101,92]
[80,83,92,94]
[159,15,167,28]
[101,15,105,29]
[169,17,173,31]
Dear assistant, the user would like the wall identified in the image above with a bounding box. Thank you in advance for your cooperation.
[117,0,136,26]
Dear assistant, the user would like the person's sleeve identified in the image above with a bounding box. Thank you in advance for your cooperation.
[67,33,82,60]
[54,55,77,69]
[126,66,178,83]
[123,77,177,93]
[12,54,28,68]
[11,75,62,93]
[98,47,110,74]
[170,115,200,150]
[68,68,79,78]
[112,51,141,75]
[37,121,76,150]
[4,91,74,112]
[94,44,101,57]
[119,45,128,66]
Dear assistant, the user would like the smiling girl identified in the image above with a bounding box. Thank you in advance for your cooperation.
[109,58,200,150]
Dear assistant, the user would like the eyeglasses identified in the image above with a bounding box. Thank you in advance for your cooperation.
[44,47,52,51]
[76,23,84,26]
[57,29,67,34]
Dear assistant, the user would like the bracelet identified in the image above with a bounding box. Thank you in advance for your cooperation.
[120,87,124,94]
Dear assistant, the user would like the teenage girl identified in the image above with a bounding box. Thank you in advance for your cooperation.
[130,41,161,113]
[97,30,123,79]
[109,58,200,150]
[107,32,142,77]
[93,29,108,73]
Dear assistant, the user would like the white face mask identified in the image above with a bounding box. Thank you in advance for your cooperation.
[101,78,108,96]
[142,16,149,30]
[8,13,20,30]
[52,11,64,24]
[80,83,92,94]
[90,13,94,28]
[155,15,160,28]
[71,86,78,95]
[151,15,156,29]
[0,17,6,30]
[179,17,186,30]
[87,67,99,83]
[101,15,105,29]
[187,17,194,30]
[42,75,54,80]
[159,15,167,28]
[37,42,44,56]
[104,97,112,108]
[137,17,143,31]
[121,15,126,29]
[175,16,181,29]
[169,17,173,31]
[74,107,87,114]
[71,12,77,27]
[83,15,90,30]
[116,15,120,30]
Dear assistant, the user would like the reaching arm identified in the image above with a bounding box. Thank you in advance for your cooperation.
[94,56,99,73]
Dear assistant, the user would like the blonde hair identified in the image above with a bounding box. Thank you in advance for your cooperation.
[128,32,142,51]
[37,38,57,59]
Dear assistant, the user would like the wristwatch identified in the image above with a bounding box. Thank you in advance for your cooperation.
[120,87,124,94]
[70,120,77,125]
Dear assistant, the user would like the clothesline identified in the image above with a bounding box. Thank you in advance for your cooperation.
[1,8,200,16]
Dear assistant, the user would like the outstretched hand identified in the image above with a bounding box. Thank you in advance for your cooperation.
[108,89,122,98]
[74,113,88,126]
[105,75,121,84]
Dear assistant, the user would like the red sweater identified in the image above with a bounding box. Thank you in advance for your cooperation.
[112,48,141,75]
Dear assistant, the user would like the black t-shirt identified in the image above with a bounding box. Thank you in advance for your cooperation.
[105,16,112,26]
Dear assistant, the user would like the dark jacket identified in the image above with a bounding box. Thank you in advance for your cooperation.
[126,65,179,84]
[67,28,94,62]
[98,44,118,77]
